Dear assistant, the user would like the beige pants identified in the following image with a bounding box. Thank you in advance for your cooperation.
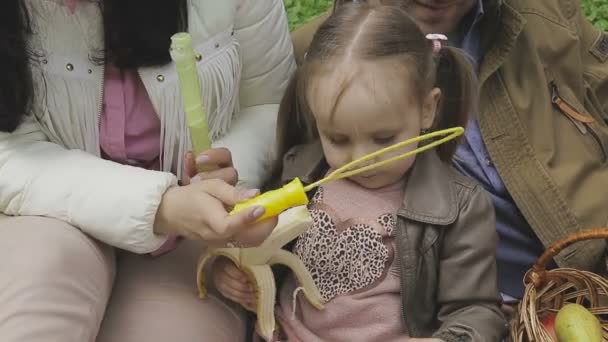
[0,215,246,342]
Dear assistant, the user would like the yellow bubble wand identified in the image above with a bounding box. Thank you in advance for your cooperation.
[231,126,465,221]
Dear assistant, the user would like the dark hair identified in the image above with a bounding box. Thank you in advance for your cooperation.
[0,0,188,133]
[275,0,477,171]
[102,0,188,68]
[0,0,34,132]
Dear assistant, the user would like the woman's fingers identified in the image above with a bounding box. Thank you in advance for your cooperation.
[173,177,277,245]
[184,148,236,185]
[196,148,233,168]
[201,179,259,205]
[182,152,197,185]
[185,179,261,240]
[233,216,279,247]
[192,167,238,186]
[199,180,269,239]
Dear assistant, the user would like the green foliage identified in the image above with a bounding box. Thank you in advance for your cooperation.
[284,0,332,31]
[582,0,608,31]
[286,0,608,32]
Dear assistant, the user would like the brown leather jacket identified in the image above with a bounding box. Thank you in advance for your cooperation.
[279,142,507,341]
[291,0,608,281]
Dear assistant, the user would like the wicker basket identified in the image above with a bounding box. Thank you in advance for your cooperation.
[510,229,608,341]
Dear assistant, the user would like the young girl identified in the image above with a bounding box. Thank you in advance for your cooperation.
[212,1,506,341]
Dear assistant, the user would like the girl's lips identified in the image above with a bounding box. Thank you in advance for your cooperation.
[414,0,459,10]
[358,173,377,179]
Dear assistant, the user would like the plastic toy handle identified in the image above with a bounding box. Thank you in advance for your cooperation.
[230,178,309,222]
[170,32,213,172]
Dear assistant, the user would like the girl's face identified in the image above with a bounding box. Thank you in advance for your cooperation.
[308,60,440,189]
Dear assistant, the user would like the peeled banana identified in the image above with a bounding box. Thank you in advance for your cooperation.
[196,206,324,340]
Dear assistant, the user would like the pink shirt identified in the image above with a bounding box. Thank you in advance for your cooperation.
[65,1,178,255]
[64,2,161,170]
[101,66,179,256]
[269,179,407,341]
[100,66,161,170]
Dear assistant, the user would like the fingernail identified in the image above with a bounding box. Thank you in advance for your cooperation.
[196,154,210,165]
[250,206,265,220]
[243,189,260,199]
[191,175,201,183]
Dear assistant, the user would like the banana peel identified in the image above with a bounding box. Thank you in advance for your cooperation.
[196,206,324,340]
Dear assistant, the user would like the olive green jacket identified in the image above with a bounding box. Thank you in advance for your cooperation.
[291,0,608,273]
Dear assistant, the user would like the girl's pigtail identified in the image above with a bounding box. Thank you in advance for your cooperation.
[433,46,479,161]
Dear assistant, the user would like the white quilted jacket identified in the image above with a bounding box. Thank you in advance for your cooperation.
[0,0,295,253]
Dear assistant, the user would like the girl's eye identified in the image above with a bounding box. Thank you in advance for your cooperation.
[373,136,395,145]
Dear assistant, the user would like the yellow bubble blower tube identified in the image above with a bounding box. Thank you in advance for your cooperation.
[170,33,210,172]
[196,126,464,340]
[232,127,465,220]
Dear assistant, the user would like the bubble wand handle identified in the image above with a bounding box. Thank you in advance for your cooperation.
[232,127,465,221]
[170,33,212,172]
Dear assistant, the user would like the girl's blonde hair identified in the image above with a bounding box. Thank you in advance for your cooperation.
[274,0,477,180]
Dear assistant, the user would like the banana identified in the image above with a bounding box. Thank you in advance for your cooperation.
[196,206,324,340]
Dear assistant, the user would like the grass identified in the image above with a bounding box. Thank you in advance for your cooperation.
[284,0,332,31]
[582,0,608,31]
[285,0,608,31]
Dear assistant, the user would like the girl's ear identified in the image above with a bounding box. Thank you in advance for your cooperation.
[421,87,441,129]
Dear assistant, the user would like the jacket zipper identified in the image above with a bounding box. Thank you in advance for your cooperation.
[95,64,105,154]
[97,65,105,129]
[550,82,606,160]
[395,225,411,335]
[95,2,104,132]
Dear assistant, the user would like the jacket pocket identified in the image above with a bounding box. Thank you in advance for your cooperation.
[550,81,607,161]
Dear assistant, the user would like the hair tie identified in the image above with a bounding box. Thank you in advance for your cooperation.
[425,34,448,54]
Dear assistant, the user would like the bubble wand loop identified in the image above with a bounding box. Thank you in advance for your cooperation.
[232,126,465,221]
[307,126,464,190]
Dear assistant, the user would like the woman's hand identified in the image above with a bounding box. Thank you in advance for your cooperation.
[183,148,238,186]
[212,257,257,312]
[154,178,277,246]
